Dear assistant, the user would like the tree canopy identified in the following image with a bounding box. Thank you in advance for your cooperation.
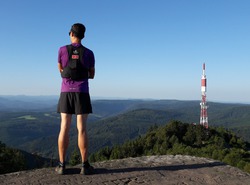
[90,121,250,174]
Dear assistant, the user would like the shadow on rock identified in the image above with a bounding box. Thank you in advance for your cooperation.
[64,168,81,175]
[94,161,225,175]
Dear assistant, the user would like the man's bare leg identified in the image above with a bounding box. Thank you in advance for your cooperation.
[58,113,72,163]
[77,114,88,162]
[77,114,94,174]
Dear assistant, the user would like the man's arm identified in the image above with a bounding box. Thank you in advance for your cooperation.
[88,67,95,79]
[58,63,63,73]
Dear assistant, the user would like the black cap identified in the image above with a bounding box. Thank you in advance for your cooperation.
[70,23,86,39]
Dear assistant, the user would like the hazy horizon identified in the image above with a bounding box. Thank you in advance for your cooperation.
[0,94,249,105]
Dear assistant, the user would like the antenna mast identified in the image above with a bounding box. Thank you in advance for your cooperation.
[200,63,208,128]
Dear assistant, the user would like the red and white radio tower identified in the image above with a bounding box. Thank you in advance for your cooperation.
[200,63,208,128]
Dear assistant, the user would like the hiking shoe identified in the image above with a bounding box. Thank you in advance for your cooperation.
[55,162,65,175]
[80,161,94,175]
[80,165,94,175]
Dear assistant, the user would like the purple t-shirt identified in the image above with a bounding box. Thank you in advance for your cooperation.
[58,43,95,93]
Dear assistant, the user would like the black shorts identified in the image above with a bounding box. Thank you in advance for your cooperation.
[57,92,92,114]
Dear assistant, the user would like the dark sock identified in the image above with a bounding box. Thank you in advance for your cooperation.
[59,162,65,167]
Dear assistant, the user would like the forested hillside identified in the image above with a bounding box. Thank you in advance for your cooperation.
[90,121,250,173]
[0,141,55,174]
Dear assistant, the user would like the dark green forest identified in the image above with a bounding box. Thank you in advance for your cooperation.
[0,141,26,174]
[89,121,250,174]
[0,141,57,174]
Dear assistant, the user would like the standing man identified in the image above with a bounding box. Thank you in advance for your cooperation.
[56,23,95,175]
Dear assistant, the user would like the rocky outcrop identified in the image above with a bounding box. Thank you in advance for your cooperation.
[1,155,250,185]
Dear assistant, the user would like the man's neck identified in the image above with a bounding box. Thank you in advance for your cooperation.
[71,37,81,44]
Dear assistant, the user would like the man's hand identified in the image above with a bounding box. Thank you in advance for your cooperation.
[58,63,63,73]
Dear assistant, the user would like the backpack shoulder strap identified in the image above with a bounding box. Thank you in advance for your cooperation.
[78,45,85,62]
[66,45,73,60]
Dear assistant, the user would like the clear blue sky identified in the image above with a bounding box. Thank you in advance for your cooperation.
[0,0,250,103]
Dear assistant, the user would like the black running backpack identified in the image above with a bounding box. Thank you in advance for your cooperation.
[61,45,88,80]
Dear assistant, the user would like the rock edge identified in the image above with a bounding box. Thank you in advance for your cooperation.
[0,155,250,185]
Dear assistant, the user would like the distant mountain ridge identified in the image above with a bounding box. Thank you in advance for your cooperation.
[1,95,249,112]
[0,95,59,111]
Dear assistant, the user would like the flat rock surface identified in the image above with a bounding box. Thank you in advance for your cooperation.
[1,155,250,185]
